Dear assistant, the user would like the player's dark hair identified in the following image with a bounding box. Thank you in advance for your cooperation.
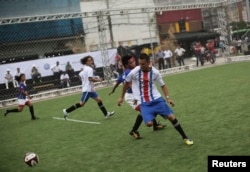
[18,73,25,82]
[139,53,150,62]
[80,55,93,65]
[121,54,134,67]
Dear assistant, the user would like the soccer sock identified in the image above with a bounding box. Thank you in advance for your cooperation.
[131,114,143,131]
[97,102,108,116]
[5,109,18,115]
[153,119,158,128]
[67,103,81,113]
[29,106,35,118]
[171,118,188,139]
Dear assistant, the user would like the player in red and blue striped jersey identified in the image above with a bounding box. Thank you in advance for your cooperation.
[109,55,166,139]
[118,53,193,145]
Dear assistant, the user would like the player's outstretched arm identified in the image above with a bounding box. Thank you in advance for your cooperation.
[117,82,129,106]
[109,82,120,95]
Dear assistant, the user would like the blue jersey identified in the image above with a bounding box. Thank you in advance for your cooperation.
[117,68,133,94]
[17,82,27,99]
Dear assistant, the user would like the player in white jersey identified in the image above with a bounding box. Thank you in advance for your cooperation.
[63,56,115,120]
[118,53,193,145]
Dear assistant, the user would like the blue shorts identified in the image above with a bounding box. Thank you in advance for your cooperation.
[81,92,98,103]
[140,97,173,124]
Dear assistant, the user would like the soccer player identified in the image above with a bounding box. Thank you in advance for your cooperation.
[109,55,166,139]
[63,55,115,119]
[117,53,193,145]
[4,73,39,120]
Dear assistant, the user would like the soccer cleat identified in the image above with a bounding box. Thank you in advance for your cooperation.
[129,131,142,139]
[63,109,68,120]
[4,110,8,117]
[153,123,167,131]
[105,111,115,119]
[31,117,40,120]
[184,138,194,145]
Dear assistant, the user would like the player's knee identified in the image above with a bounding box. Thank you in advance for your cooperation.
[18,108,23,112]
[79,102,84,107]
[146,121,153,127]
[167,114,175,121]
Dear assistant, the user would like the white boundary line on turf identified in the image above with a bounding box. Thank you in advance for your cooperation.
[53,117,101,125]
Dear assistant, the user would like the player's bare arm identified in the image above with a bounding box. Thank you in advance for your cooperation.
[117,81,129,106]
[161,85,175,107]
[88,77,102,82]
[109,82,120,95]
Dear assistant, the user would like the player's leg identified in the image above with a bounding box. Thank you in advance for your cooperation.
[93,92,115,118]
[129,114,143,139]
[26,101,38,120]
[63,92,87,119]
[155,99,193,145]
[4,107,19,117]
[140,104,156,127]
[152,119,166,131]
[4,99,25,117]
[166,114,193,145]
[124,94,143,139]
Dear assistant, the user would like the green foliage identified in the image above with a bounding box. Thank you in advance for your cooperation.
[0,62,250,172]
[231,21,250,31]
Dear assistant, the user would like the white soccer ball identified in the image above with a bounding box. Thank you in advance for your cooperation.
[24,152,39,167]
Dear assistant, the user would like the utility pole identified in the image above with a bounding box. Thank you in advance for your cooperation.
[106,0,115,48]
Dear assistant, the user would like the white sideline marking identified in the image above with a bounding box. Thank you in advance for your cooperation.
[53,117,101,124]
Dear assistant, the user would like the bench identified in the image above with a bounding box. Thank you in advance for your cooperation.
[33,83,55,92]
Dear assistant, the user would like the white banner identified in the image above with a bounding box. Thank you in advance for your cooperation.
[0,49,117,84]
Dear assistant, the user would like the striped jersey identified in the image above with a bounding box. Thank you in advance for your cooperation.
[17,82,27,99]
[125,66,165,103]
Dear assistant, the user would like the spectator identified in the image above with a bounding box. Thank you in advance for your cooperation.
[65,61,75,77]
[116,42,127,75]
[51,61,62,86]
[231,38,238,54]
[200,44,206,64]
[15,67,26,86]
[174,44,186,66]
[237,38,242,54]
[110,64,119,79]
[31,65,42,83]
[164,47,173,68]
[60,71,70,88]
[5,69,16,89]
[117,41,128,57]
[114,53,124,76]
[51,61,62,79]
[219,40,225,53]
[193,41,202,66]
[156,48,165,70]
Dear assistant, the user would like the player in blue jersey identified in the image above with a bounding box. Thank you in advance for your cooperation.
[118,53,193,145]
[109,55,166,139]
[63,55,115,119]
[4,73,39,120]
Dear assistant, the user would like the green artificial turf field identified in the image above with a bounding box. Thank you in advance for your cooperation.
[0,62,249,172]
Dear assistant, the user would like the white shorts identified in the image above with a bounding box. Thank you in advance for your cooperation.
[18,99,30,106]
[124,92,140,110]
